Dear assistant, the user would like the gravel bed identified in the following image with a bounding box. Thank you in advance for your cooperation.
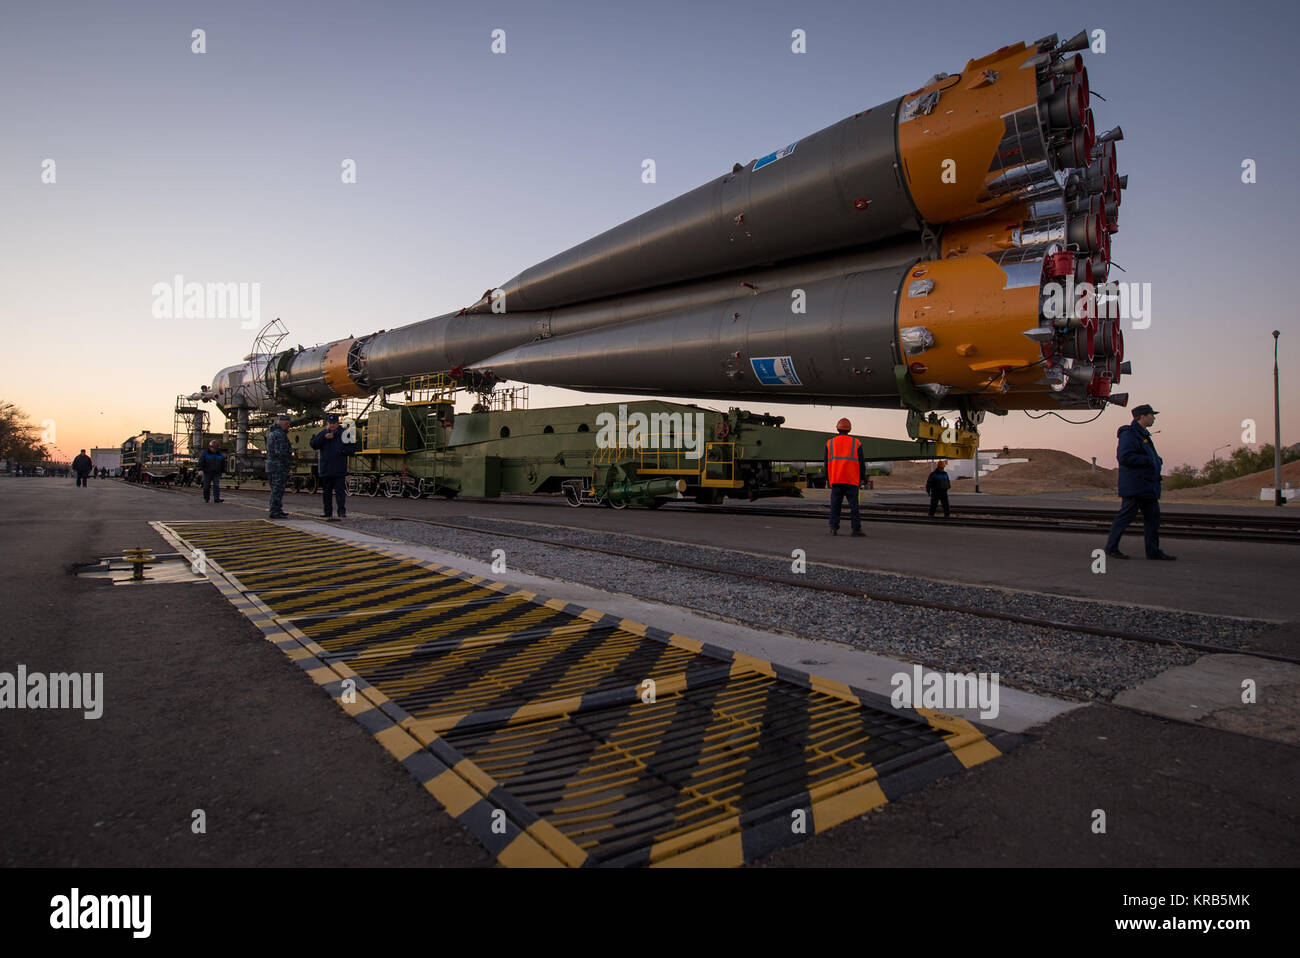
[344,515,1274,702]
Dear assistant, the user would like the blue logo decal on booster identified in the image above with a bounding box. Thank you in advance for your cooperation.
[750,357,802,386]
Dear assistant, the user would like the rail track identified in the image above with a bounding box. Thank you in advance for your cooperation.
[129,476,1300,544]
[658,500,1300,544]
[381,514,1300,667]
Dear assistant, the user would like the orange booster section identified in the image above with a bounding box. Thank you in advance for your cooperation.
[897,43,1045,224]
[322,338,368,398]
[896,256,1044,398]
[891,30,1125,412]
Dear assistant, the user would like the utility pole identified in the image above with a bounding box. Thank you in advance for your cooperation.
[1274,330,1284,506]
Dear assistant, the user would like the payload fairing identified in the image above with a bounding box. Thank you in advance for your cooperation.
[196,30,1126,446]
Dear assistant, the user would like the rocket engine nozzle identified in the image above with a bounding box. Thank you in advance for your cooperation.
[1056,30,1090,54]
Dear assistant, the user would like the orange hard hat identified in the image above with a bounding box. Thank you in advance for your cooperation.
[836,418,852,432]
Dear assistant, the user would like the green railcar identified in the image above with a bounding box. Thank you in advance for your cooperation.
[120,431,177,483]
[269,398,933,508]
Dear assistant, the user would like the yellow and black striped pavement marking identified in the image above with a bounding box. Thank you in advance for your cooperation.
[156,519,1022,867]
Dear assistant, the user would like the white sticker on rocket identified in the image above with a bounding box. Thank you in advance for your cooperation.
[751,356,802,386]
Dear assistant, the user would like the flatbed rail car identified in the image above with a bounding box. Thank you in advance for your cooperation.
[274,397,956,508]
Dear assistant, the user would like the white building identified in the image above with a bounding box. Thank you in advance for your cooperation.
[90,447,122,475]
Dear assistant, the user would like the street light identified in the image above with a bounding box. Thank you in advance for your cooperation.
[1212,443,1231,460]
[1274,330,1285,506]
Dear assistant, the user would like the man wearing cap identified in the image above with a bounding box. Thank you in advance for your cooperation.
[825,418,866,537]
[197,440,226,503]
[1104,404,1175,561]
[310,413,357,520]
[266,414,294,519]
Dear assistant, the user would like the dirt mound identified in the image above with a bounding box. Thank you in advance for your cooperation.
[868,448,1116,495]
[1164,459,1300,502]
[866,460,932,489]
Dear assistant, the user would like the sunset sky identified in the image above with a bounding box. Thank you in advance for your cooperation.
[2,0,1296,469]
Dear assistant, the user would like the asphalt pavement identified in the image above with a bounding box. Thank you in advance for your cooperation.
[1,476,1295,867]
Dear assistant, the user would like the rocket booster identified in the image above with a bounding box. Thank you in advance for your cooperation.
[198,30,1127,421]
[463,35,1096,316]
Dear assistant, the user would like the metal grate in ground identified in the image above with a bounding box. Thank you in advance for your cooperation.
[156,519,1020,866]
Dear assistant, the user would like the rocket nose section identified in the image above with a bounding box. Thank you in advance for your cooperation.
[204,361,270,411]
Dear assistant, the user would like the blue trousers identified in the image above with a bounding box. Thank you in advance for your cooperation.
[829,483,861,532]
[1105,496,1161,556]
[202,472,221,502]
[320,475,346,516]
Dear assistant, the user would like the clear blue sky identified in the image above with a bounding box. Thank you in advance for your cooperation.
[2,0,1297,467]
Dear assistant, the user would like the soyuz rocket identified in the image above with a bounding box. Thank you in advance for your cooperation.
[197,29,1127,438]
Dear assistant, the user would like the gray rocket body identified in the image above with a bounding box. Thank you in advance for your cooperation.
[474,263,916,405]
[466,101,917,314]
[357,241,921,392]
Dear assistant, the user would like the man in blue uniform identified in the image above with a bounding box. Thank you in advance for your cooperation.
[266,413,293,518]
[925,460,952,517]
[310,413,357,520]
[197,440,226,503]
[1104,404,1175,561]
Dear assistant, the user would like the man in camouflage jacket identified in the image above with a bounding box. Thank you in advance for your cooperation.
[266,413,294,518]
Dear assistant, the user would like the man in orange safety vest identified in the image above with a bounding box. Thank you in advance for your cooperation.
[825,418,866,536]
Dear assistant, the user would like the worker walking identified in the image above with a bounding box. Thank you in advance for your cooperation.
[825,418,866,536]
[310,413,357,520]
[72,450,93,487]
[926,460,952,517]
[1104,403,1175,561]
[266,413,294,519]
[197,440,226,503]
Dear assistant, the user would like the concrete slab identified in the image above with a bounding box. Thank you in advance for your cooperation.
[1114,653,1300,745]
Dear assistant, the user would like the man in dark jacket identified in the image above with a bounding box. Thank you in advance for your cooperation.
[197,440,226,503]
[1104,404,1175,561]
[72,450,93,487]
[309,413,357,520]
[925,460,952,517]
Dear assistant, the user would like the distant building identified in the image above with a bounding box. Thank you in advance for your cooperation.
[91,447,122,475]
[941,454,1028,480]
